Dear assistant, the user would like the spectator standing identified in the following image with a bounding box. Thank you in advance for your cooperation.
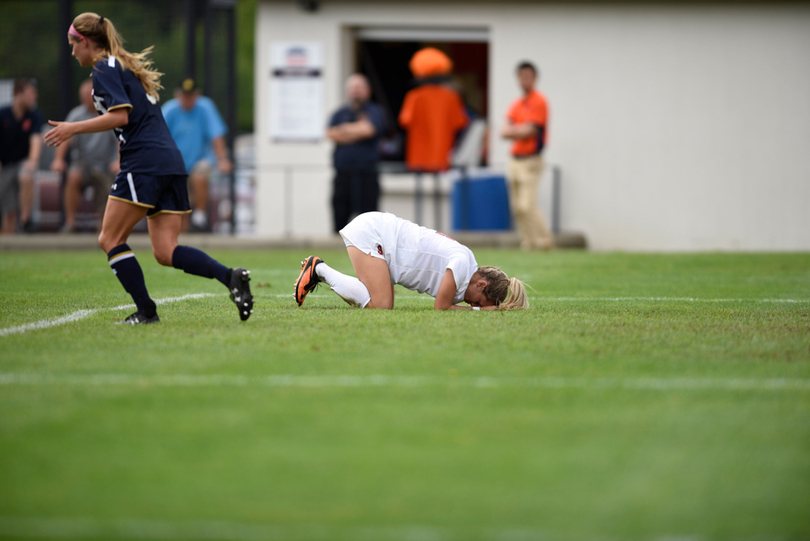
[51,79,120,232]
[399,48,468,173]
[0,78,43,233]
[162,78,232,231]
[326,74,385,233]
[500,61,554,251]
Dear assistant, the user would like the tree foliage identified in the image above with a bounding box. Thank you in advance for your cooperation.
[0,0,256,132]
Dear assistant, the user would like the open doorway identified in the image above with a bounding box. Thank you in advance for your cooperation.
[352,27,489,165]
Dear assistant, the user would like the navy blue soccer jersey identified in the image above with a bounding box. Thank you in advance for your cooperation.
[91,56,186,176]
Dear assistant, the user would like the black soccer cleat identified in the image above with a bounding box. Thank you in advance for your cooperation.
[116,311,160,325]
[229,267,254,321]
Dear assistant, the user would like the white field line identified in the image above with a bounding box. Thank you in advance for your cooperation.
[279,294,809,303]
[0,294,215,337]
[0,516,708,541]
[3,292,805,337]
[534,296,809,304]
[0,373,807,392]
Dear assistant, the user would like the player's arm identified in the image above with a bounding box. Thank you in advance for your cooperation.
[434,269,459,310]
[44,108,129,148]
[434,269,483,311]
[435,270,495,311]
[436,268,498,311]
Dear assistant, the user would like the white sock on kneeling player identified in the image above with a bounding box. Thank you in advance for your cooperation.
[316,262,371,308]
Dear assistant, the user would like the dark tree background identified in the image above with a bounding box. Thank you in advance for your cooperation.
[0,0,256,132]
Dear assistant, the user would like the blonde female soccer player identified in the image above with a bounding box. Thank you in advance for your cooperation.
[294,212,528,310]
[44,13,253,324]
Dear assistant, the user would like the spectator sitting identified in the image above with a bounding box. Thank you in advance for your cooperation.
[162,78,232,232]
[51,79,120,232]
[0,78,43,234]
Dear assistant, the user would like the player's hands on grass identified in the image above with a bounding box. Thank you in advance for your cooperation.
[44,121,76,147]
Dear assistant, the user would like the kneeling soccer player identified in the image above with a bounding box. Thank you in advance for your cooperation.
[294,211,528,311]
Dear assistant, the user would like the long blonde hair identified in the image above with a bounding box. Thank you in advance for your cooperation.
[476,266,529,310]
[71,12,163,99]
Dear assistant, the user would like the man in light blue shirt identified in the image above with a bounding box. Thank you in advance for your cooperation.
[162,78,232,231]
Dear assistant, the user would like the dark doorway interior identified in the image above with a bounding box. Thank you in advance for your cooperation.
[356,39,489,164]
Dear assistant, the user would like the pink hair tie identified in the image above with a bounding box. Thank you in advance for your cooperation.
[68,24,87,45]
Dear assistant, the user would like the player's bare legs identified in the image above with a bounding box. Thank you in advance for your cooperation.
[98,198,148,251]
[147,212,181,266]
[347,246,394,309]
[97,198,157,324]
[149,209,253,320]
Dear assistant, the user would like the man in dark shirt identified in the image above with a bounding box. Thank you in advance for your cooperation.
[0,78,43,233]
[326,74,385,233]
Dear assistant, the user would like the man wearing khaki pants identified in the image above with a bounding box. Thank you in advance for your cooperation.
[501,61,554,251]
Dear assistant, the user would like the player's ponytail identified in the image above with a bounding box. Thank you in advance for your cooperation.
[476,266,530,310]
[71,13,163,100]
[500,277,529,311]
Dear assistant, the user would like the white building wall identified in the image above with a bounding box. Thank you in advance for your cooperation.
[255,1,810,251]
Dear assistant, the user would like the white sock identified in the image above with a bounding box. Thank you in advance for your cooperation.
[316,262,371,308]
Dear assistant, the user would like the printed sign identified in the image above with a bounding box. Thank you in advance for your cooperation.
[269,42,324,141]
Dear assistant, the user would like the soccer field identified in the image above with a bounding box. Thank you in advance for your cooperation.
[1,249,809,540]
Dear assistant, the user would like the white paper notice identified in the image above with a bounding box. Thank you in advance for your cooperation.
[269,42,324,141]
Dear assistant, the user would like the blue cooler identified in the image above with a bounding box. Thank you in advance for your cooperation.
[452,175,512,231]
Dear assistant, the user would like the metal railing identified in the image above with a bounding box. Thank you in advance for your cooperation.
[253,162,563,236]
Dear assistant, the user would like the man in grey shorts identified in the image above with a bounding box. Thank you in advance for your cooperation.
[50,79,120,232]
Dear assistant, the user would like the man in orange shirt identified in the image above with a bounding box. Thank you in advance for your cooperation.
[501,61,554,250]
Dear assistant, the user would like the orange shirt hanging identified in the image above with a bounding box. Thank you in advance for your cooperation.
[506,89,549,157]
[399,84,468,172]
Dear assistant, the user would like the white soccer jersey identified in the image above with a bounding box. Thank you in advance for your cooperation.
[340,212,478,304]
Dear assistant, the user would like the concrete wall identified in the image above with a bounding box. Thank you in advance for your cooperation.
[255,1,810,250]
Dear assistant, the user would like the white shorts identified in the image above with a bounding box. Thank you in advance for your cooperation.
[339,211,400,263]
[340,211,476,301]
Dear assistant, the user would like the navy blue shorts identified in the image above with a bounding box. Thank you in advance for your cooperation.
[109,172,191,217]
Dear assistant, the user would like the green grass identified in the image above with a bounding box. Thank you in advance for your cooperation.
[1,249,809,540]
